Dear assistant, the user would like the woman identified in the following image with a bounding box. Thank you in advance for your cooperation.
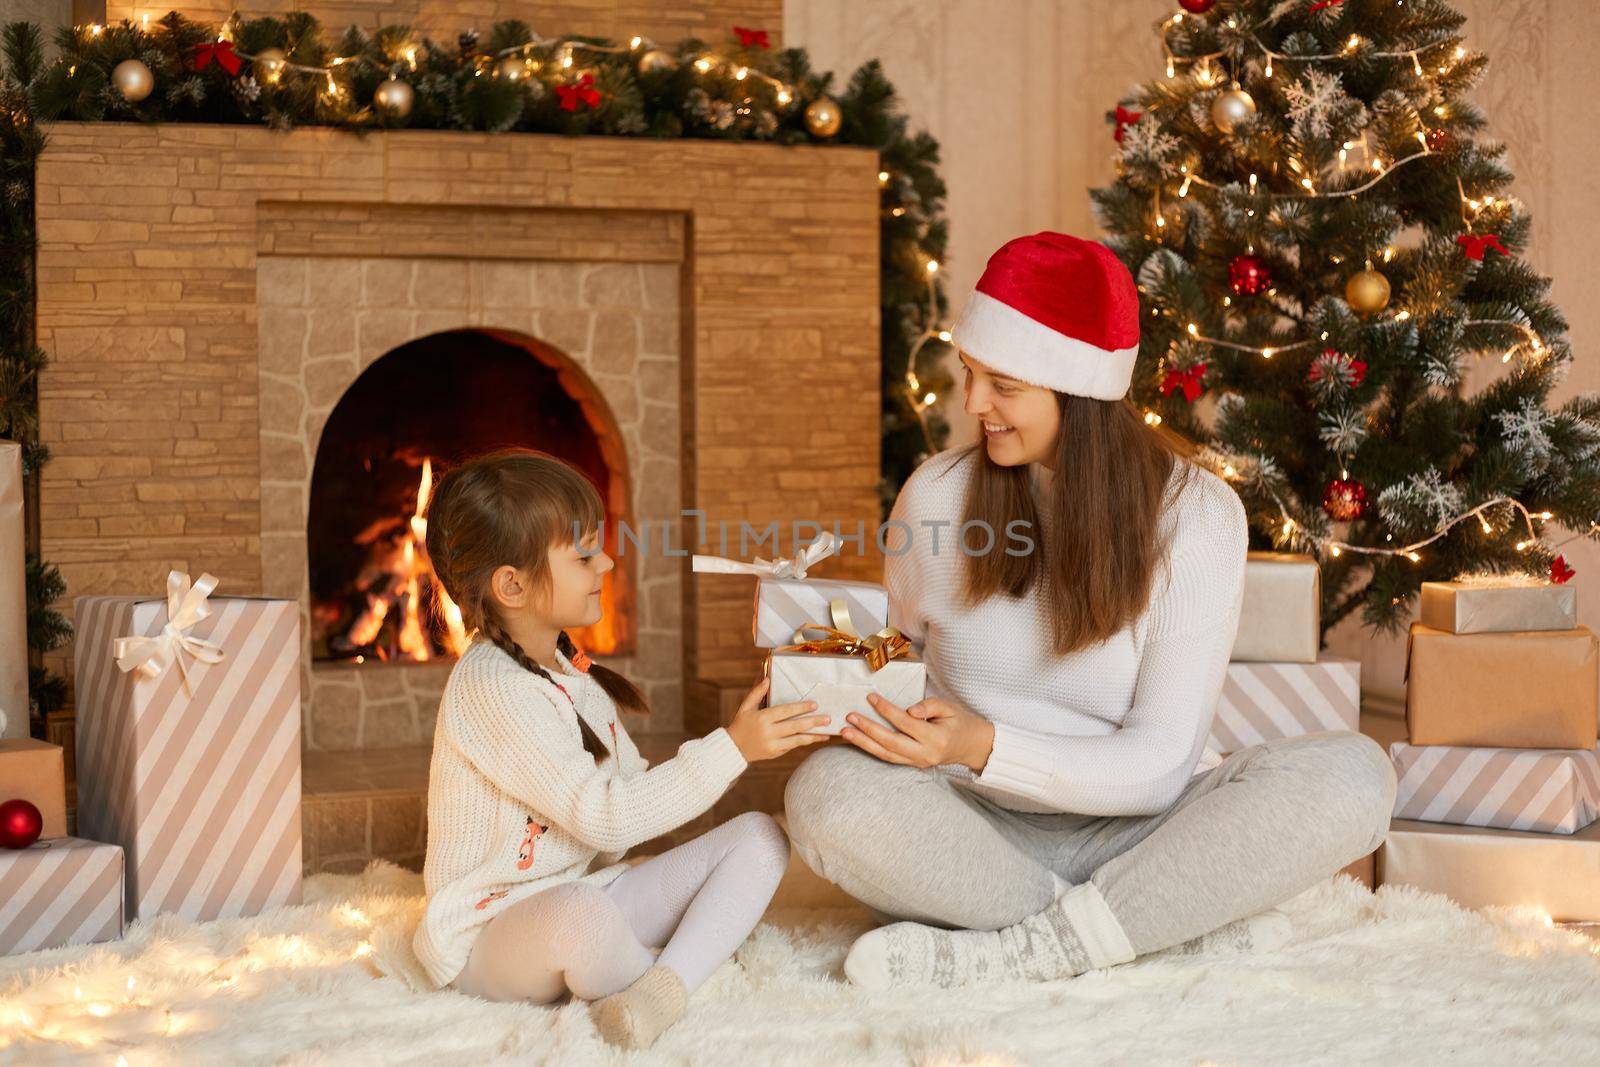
[784,232,1396,989]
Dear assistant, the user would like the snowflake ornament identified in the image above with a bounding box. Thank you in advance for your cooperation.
[1494,398,1558,477]
[1377,467,1467,534]
[1120,116,1182,173]
[1283,69,1351,140]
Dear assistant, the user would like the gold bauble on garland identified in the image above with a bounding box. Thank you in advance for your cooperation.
[804,95,842,138]
[638,49,677,74]
[254,47,288,86]
[374,77,415,118]
[1210,88,1256,134]
[1345,268,1392,314]
[111,58,153,102]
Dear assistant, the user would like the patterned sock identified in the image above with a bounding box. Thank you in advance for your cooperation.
[589,964,688,1050]
[1159,907,1293,958]
[843,878,1136,990]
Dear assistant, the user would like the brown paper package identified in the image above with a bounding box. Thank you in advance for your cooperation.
[0,738,68,839]
[1229,552,1320,663]
[1379,817,1600,921]
[1405,623,1599,749]
[1337,849,1376,890]
[0,442,26,740]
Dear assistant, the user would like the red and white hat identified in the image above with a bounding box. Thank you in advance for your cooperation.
[950,232,1141,401]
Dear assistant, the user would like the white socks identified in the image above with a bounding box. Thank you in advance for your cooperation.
[590,964,688,1050]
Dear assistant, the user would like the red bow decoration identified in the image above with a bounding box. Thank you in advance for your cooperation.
[1160,362,1208,403]
[1552,555,1577,585]
[1309,0,1346,12]
[1456,233,1509,261]
[1113,106,1143,144]
[733,26,771,49]
[557,73,602,112]
[194,39,242,75]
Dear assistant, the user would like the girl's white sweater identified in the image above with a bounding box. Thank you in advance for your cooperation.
[413,639,748,989]
[884,446,1248,818]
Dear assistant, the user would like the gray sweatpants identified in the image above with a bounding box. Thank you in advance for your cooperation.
[783,730,1396,956]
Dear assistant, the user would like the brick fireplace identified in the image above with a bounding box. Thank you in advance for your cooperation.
[35,124,883,869]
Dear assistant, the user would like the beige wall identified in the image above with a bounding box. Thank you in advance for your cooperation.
[788,0,1600,697]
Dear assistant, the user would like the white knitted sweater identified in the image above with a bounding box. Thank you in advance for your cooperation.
[413,639,749,989]
[884,446,1247,817]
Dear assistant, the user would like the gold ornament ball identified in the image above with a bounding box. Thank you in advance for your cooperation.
[1345,268,1392,314]
[1210,88,1256,134]
[254,47,288,86]
[112,58,154,103]
[374,77,415,118]
[495,55,529,82]
[638,49,677,74]
[804,96,842,138]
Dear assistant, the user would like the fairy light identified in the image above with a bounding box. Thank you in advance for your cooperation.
[878,170,890,184]
[925,259,939,274]
[776,88,792,105]
[694,56,714,73]
[937,330,952,342]
[629,35,642,49]
[734,66,749,80]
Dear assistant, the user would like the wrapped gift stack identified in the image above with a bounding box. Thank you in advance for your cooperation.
[1218,552,1371,886]
[692,531,925,737]
[1379,572,1600,921]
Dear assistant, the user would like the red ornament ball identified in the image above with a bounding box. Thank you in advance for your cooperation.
[1426,127,1451,153]
[0,798,43,850]
[1322,478,1368,522]
[1178,0,1216,12]
[1229,254,1272,296]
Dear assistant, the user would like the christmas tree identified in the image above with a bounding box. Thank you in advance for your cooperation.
[1092,0,1600,638]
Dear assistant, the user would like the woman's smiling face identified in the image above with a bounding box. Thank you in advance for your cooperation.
[960,351,1060,468]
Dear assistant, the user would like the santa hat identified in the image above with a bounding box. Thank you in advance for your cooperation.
[949,232,1141,401]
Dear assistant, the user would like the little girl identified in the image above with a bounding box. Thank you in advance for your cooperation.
[413,448,829,1050]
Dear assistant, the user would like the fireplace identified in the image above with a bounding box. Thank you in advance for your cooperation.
[307,328,635,667]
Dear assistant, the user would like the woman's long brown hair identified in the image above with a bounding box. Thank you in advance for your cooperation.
[422,448,646,760]
[954,395,1198,655]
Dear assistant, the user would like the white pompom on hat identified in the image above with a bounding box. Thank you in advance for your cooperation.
[950,231,1141,401]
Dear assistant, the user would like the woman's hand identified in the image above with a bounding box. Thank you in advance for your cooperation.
[840,694,996,772]
[725,677,832,764]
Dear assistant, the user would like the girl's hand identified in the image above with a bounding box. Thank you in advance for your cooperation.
[840,694,995,772]
[725,677,831,764]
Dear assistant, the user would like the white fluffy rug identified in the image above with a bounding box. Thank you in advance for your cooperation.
[3,864,1599,1066]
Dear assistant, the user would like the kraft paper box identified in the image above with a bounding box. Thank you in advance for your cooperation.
[74,572,303,923]
[1378,817,1600,922]
[1200,656,1360,766]
[1390,741,1600,835]
[1405,623,1598,750]
[1,441,26,740]
[1419,578,1577,635]
[1229,552,1319,663]
[767,649,924,736]
[1338,850,1376,891]
[0,837,124,955]
[0,738,68,840]
[754,577,890,650]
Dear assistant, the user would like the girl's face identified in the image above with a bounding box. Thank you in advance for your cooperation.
[960,351,1060,467]
[491,526,614,630]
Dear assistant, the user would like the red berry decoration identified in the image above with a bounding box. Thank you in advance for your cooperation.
[1322,478,1368,521]
[1228,254,1272,296]
[1426,127,1451,153]
[1178,0,1217,12]
[0,798,43,850]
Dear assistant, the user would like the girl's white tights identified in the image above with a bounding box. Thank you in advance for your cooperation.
[452,811,790,1004]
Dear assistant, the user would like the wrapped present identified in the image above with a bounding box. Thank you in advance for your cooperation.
[74,570,303,923]
[1419,575,1577,634]
[1339,850,1376,891]
[1405,624,1598,749]
[1389,741,1600,835]
[693,531,890,649]
[1378,817,1600,922]
[767,622,924,736]
[1,442,25,740]
[1203,656,1360,762]
[0,739,68,840]
[0,837,124,955]
[1229,552,1320,663]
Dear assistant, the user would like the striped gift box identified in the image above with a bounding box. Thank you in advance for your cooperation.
[754,577,889,649]
[0,837,124,955]
[1204,656,1361,763]
[74,589,303,923]
[1390,741,1600,835]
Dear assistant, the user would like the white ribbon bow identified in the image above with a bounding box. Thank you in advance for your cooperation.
[114,570,227,694]
[691,531,841,581]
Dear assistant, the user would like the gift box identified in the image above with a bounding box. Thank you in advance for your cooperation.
[691,531,890,649]
[1204,656,1360,761]
[767,649,925,736]
[1338,850,1376,891]
[0,739,68,840]
[1389,741,1600,835]
[74,571,303,923]
[1418,576,1577,635]
[1229,552,1320,663]
[0,837,124,955]
[1,442,26,740]
[1378,817,1600,922]
[1405,624,1598,749]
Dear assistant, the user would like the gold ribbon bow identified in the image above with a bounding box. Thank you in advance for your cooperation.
[776,597,911,673]
[113,570,227,695]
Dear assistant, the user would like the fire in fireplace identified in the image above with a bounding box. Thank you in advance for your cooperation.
[308,328,633,664]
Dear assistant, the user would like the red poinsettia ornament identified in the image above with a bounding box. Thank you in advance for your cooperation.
[1229,254,1272,296]
[1551,555,1577,584]
[557,73,602,112]
[1160,362,1208,403]
[1322,478,1368,521]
